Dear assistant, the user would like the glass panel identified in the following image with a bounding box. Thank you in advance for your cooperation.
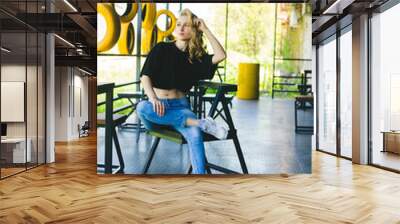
[340,29,352,158]
[1,30,28,177]
[371,4,400,171]
[227,3,272,87]
[38,31,45,165]
[0,0,46,178]
[317,36,337,154]
[26,31,38,169]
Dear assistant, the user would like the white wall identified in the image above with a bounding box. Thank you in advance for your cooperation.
[55,67,89,141]
[1,63,46,164]
[1,65,37,137]
[70,71,89,139]
[1,65,26,141]
[55,66,69,141]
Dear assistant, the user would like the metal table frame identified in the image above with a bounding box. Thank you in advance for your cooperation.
[294,95,314,133]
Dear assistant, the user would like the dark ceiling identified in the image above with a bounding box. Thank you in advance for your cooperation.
[7,0,383,74]
[311,0,390,44]
[0,0,310,75]
[0,0,97,74]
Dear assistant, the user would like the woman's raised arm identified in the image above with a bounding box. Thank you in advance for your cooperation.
[194,18,226,64]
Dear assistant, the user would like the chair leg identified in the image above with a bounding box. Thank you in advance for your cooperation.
[203,101,206,118]
[136,118,141,143]
[112,128,125,172]
[143,137,161,174]
[205,157,212,174]
[187,165,192,174]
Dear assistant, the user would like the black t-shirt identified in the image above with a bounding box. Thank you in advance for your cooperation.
[140,41,219,92]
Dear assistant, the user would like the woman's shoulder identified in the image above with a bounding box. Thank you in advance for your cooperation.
[154,41,175,49]
[149,41,176,55]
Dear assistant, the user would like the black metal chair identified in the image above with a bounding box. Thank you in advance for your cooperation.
[78,121,90,138]
[117,90,147,143]
[142,81,248,175]
[97,113,128,173]
[143,126,244,174]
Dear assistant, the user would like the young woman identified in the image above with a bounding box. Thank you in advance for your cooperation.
[136,8,227,174]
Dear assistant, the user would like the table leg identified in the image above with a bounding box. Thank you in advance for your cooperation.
[207,91,248,174]
[207,89,223,118]
[220,96,248,174]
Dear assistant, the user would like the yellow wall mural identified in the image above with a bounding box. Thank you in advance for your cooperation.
[97,3,176,55]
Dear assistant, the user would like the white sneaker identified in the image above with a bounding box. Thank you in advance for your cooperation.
[200,117,228,140]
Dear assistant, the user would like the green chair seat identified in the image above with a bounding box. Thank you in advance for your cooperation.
[147,128,184,144]
[146,126,235,144]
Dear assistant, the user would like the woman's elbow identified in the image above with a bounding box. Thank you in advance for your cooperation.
[214,53,226,64]
[221,53,227,61]
[219,52,226,61]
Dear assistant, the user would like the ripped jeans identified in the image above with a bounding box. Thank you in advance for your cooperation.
[136,97,206,174]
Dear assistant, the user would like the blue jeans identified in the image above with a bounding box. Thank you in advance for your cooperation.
[136,97,206,174]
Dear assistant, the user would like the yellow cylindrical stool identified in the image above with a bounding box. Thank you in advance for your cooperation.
[237,63,260,100]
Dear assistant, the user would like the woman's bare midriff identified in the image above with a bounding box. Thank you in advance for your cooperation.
[153,87,186,99]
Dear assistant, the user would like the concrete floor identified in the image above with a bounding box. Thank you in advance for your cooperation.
[97,96,313,174]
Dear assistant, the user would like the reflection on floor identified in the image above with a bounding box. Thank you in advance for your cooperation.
[373,150,400,171]
[97,97,313,174]
[0,167,25,178]
[0,162,44,179]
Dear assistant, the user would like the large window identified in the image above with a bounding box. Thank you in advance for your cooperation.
[340,28,352,158]
[371,3,400,171]
[317,36,337,154]
[316,26,353,159]
[97,3,311,94]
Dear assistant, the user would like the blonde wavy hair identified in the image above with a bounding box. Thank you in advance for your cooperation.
[178,8,207,64]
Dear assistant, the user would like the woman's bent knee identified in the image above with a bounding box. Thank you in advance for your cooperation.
[136,100,152,116]
[178,109,197,128]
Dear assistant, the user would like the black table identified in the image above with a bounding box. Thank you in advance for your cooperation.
[191,81,248,174]
[294,95,314,133]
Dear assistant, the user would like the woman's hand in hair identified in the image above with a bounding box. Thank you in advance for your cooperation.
[149,97,165,117]
[200,19,226,64]
[194,18,208,32]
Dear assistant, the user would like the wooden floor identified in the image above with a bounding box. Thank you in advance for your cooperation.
[0,167,26,177]
[1,135,400,223]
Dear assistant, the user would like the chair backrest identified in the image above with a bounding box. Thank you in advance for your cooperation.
[215,67,223,83]
[82,121,90,130]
